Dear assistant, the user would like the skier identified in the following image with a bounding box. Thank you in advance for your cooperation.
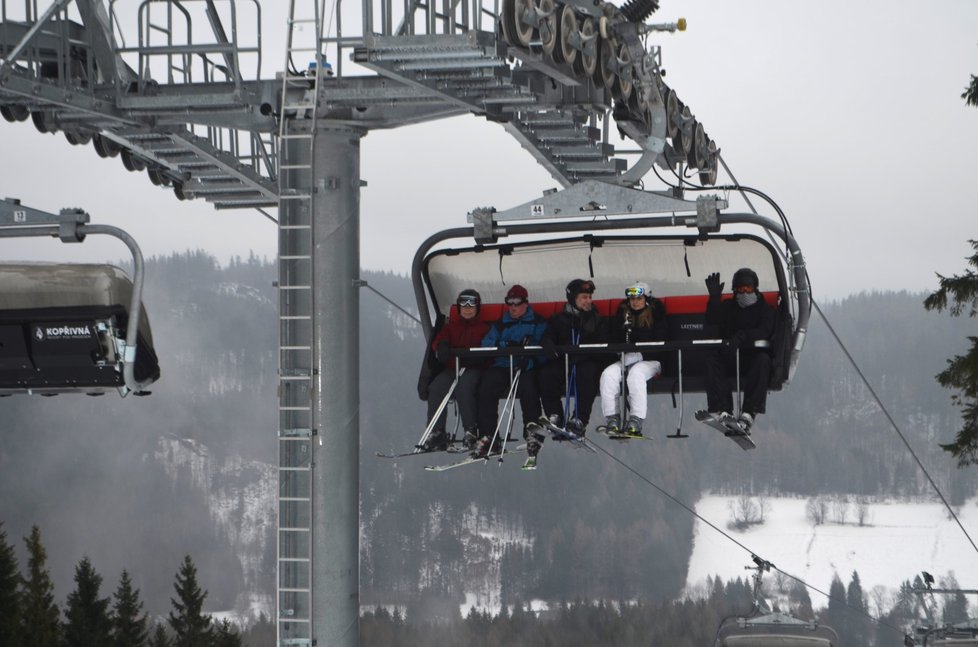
[538,278,609,437]
[703,268,776,432]
[474,284,548,461]
[596,281,668,438]
[421,288,490,451]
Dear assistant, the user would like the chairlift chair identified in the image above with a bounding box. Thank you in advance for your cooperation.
[412,187,810,422]
[0,200,160,396]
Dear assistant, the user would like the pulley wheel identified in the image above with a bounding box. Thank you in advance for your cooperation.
[1,104,27,123]
[599,37,617,90]
[555,5,578,66]
[665,88,680,140]
[699,142,718,185]
[674,106,693,154]
[92,134,121,158]
[539,0,557,57]
[513,0,537,47]
[574,17,598,77]
[687,121,706,168]
[615,43,632,102]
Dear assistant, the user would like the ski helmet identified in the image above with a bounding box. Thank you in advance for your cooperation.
[732,268,759,291]
[456,288,481,315]
[625,281,651,302]
[565,278,596,304]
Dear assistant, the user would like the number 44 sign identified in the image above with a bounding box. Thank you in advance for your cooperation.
[530,204,544,216]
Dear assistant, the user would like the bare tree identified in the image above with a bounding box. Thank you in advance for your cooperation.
[728,494,764,530]
[829,496,850,525]
[870,585,889,618]
[855,498,871,526]
[805,497,827,525]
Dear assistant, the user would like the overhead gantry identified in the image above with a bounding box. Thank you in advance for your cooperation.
[0,2,729,645]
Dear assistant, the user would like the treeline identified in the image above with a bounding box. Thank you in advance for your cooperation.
[363,569,971,647]
[0,522,271,647]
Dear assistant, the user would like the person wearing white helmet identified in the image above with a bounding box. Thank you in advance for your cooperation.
[596,281,668,437]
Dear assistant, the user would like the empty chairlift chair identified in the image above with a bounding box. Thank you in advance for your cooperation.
[0,263,160,395]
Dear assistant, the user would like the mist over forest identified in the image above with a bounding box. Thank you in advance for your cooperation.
[0,251,974,627]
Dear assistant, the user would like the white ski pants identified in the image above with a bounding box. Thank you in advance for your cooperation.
[599,353,661,420]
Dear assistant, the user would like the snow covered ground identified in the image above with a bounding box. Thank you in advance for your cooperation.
[685,495,978,610]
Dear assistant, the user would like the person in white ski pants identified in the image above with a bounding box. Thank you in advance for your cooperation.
[599,353,661,421]
[596,281,669,436]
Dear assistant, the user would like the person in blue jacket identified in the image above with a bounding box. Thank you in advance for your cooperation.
[473,284,548,457]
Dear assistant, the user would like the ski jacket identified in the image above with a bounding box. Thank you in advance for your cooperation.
[609,298,668,360]
[541,304,609,364]
[706,293,776,349]
[481,306,548,370]
[431,316,491,369]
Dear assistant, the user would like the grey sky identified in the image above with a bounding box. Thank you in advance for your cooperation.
[0,0,974,301]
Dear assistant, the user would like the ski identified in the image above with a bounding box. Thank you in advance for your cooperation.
[598,429,652,442]
[376,445,466,459]
[694,410,757,451]
[539,419,596,453]
[424,445,527,472]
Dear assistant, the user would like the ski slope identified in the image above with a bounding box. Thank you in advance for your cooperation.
[686,495,978,608]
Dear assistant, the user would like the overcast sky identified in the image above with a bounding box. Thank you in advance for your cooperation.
[0,0,974,301]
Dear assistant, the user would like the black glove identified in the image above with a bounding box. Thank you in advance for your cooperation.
[705,272,724,299]
[435,341,450,363]
[726,330,748,349]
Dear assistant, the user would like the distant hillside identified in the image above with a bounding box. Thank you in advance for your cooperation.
[0,253,974,621]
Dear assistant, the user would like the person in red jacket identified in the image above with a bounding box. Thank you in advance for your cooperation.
[423,289,490,450]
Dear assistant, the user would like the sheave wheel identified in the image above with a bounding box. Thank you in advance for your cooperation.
[539,0,557,57]
[599,36,618,90]
[687,121,706,168]
[574,17,598,77]
[614,43,632,102]
[553,4,578,66]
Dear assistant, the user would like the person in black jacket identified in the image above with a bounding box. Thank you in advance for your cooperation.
[538,278,609,436]
[596,281,668,437]
[703,267,776,432]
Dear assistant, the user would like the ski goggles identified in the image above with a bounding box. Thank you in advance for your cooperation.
[457,296,479,307]
[624,286,647,298]
[734,285,755,294]
[505,297,527,306]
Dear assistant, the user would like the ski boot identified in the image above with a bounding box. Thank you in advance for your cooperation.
[470,436,490,458]
[462,429,478,451]
[737,412,754,434]
[421,430,449,452]
[624,416,644,438]
[565,417,585,437]
[596,415,621,436]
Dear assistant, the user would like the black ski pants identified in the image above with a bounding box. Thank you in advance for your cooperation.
[538,359,601,425]
[426,367,482,434]
[476,366,542,439]
[705,347,771,416]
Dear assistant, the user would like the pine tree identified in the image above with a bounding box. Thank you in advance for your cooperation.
[110,570,149,647]
[964,74,978,107]
[20,525,62,647]
[167,555,212,647]
[820,574,847,641]
[212,618,242,647]
[0,523,22,647]
[924,240,978,465]
[845,570,870,647]
[148,623,171,647]
[64,556,111,647]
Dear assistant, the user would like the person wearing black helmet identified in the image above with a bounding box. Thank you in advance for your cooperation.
[537,279,609,444]
[422,288,490,451]
[703,268,776,432]
[596,281,668,437]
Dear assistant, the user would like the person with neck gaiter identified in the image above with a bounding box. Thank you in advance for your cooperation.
[703,268,776,432]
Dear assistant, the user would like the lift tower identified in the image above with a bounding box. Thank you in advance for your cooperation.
[0,1,725,645]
